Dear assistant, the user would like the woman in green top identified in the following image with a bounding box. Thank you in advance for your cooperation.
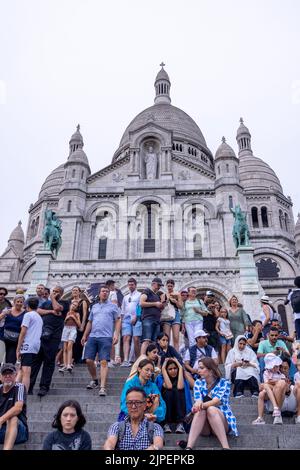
[228,295,251,341]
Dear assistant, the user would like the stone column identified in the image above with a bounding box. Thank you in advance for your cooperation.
[26,249,54,295]
[237,246,263,320]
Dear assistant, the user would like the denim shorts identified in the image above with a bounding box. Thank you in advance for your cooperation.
[0,419,28,445]
[160,308,181,326]
[122,318,142,337]
[84,336,112,361]
[219,336,232,346]
[141,319,160,343]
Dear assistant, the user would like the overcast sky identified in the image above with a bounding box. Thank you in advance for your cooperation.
[1,0,300,253]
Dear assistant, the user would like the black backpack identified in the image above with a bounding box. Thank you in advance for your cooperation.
[116,420,155,448]
[291,291,300,312]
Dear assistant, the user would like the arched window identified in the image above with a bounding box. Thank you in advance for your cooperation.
[284,213,289,231]
[143,202,157,253]
[98,237,107,259]
[180,144,183,152]
[193,234,202,258]
[67,200,72,212]
[35,216,39,236]
[172,143,175,150]
[226,164,229,173]
[229,196,233,209]
[72,169,76,178]
[261,206,269,227]
[218,166,220,175]
[30,219,35,238]
[279,209,283,229]
[81,170,84,179]
[251,207,259,228]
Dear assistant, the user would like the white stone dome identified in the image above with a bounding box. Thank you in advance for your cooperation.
[68,148,90,167]
[239,154,283,192]
[119,103,208,149]
[9,221,24,244]
[215,138,237,159]
[39,164,65,199]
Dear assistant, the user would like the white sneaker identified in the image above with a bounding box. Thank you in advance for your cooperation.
[295,415,300,424]
[120,361,131,367]
[107,362,115,368]
[86,380,98,389]
[252,417,265,425]
[273,416,283,425]
[99,387,107,396]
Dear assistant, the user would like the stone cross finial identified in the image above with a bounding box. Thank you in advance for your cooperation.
[240,117,244,124]
[222,136,226,143]
[76,124,80,132]
[18,221,22,225]
[160,62,165,68]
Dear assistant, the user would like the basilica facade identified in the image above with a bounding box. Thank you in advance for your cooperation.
[1,65,300,328]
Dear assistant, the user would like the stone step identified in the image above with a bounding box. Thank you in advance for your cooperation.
[9,429,298,449]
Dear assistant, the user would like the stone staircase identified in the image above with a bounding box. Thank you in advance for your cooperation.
[12,365,300,450]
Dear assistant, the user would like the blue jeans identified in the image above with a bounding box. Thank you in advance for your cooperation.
[141,319,160,342]
[0,419,28,445]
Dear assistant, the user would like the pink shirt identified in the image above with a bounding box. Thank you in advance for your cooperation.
[263,369,285,383]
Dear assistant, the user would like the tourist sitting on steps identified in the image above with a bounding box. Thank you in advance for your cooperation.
[119,359,166,423]
[156,332,183,367]
[252,353,287,425]
[183,329,218,379]
[225,335,260,398]
[0,363,28,450]
[155,357,192,434]
[42,400,92,450]
[185,357,238,450]
[104,387,164,450]
[257,327,290,381]
[126,343,161,382]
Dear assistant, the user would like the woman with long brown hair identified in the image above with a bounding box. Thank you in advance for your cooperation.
[228,295,251,341]
[185,357,238,450]
[71,286,89,363]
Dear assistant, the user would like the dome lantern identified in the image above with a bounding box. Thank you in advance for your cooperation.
[236,117,252,156]
[154,62,171,105]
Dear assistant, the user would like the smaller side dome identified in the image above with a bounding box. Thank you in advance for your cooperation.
[67,124,90,171]
[9,221,24,244]
[215,137,237,159]
[39,164,65,199]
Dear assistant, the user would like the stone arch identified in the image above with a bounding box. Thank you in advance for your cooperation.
[20,260,36,282]
[254,249,297,278]
[132,130,167,149]
[85,200,120,222]
[180,279,233,305]
[178,197,216,220]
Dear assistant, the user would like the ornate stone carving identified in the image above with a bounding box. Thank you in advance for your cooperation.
[112,172,124,182]
[178,170,191,180]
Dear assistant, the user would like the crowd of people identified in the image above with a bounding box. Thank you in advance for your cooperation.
[1,275,300,450]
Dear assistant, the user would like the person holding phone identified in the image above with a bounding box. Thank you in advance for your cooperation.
[225,335,260,397]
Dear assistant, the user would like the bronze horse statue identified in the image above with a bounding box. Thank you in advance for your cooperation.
[42,210,62,257]
[231,205,250,248]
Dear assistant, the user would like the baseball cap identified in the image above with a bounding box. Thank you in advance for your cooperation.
[264,353,282,370]
[194,329,209,339]
[152,277,164,286]
[0,363,17,375]
[206,290,214,296]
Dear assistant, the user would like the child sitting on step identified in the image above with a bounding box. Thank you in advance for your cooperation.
[59,300,81,373]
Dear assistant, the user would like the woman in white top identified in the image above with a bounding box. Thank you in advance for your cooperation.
[225,335,260,397]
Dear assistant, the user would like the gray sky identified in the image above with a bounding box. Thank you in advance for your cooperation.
[1,0,300,253]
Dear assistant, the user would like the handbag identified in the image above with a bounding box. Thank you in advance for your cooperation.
[160,301,176,321]
[3,329,19,342]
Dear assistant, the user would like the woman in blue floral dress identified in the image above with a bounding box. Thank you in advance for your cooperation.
[186,357,238,450]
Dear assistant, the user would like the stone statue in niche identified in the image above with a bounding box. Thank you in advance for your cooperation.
[144,145,158,180]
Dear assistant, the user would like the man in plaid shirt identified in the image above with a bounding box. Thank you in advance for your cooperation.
[103,387,164,450]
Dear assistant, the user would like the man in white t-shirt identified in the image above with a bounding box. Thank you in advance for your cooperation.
[120,278,141,367]
[16,297,43,392]
[286,277,300,340]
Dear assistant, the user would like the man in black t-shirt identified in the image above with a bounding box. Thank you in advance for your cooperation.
[0,363,28,449]
[29,286,69,397]
[140,278,164,354]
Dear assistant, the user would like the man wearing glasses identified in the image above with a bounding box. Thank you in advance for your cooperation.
[120,278,142,367]
[0,363,28,449]
[103,387,164,450]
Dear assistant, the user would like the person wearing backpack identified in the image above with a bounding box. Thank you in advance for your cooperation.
[286,277,300,340]
[103,387,164,450]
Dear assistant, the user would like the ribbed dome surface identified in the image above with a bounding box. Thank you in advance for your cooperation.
[68,149,89,166]
[215,139,236,159]
[39,164,65,199]
[119,103,207,148]
[9,221,24,243]
[239,155,282,192]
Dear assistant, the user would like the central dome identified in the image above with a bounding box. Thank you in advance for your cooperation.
[119,103,207,149]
